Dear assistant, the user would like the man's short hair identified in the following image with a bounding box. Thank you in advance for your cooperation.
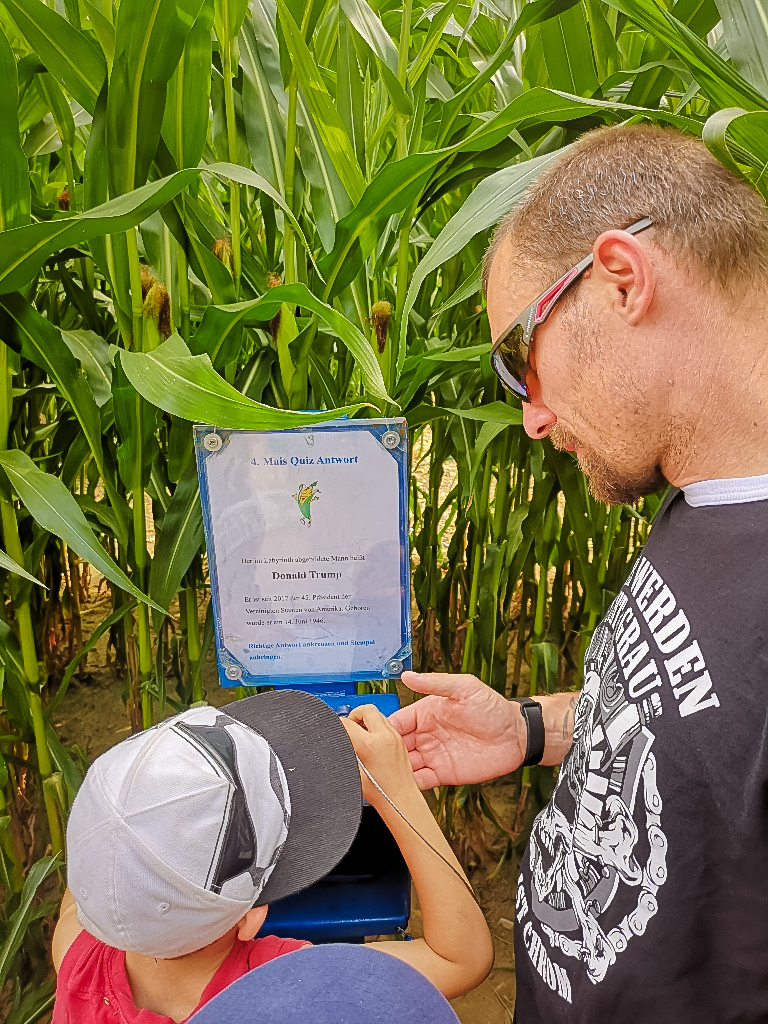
[483,124,768,295]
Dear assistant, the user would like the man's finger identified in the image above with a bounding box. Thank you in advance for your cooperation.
[389,704,417,737]
[400,670,477,699]
[413,766,440,790]
[400,728,417,751]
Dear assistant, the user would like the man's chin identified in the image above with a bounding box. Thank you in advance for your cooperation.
[550,428,665,505]
[579,451,666,506]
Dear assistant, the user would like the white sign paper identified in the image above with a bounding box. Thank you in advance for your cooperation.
[195,421,410,687]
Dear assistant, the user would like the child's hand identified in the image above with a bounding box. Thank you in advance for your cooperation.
[341,705,417,805]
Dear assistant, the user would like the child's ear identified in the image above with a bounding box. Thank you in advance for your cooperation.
[237,905,269,941]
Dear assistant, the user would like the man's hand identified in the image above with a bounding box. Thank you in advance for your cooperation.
[390,672,526,788]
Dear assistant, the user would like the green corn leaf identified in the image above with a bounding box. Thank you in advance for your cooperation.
[604,0,768,111]
[531,640,560,693]
[339,0,413,115]
[0,549,46,588]
[444,402,523,425]
[81,0,115,62]
[398,151,560,376]
[214,0,248,44]
[511,0,581,36]
[107,0,206,194]
[191,283,392,402]
[458,86,700,155]
[717,0,768,99]
[538,2,599,96]
[60,328,113,408]
[297,94,354,257]
[437,21,519,142]
[582,0,622,81]
[549,449,602,614]
[326,87,668,305]
[206,162,320,276]
[0,168,198,294]
[477,541,505,669]
[337,15,366,170]
[0,29,30,231]
[162,0,214,171]
[0,294,129,544]
[4,979,55,1024]
[121,334,372,427]
[506,472,557,597]
[408,0,463,89]
[43,719,85,803]
[0,449,165,613]
[0,0,106,112]
[47,601,136,718]
[430,267,482,321]
[0,621,29,721]
[702,106,751,177]
[0,853,62,989]
[0,161,314,296]
[37,72,77,153]
[111,359,160,493]
[319,151,445,299]
[703,106,768,196]
[276,0,365,203]
[240,17,286,192]
[625,0,720,109]
[149,464,203,627]
[340,0,399,74]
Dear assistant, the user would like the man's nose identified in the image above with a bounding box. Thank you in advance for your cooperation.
[522,394,557,440]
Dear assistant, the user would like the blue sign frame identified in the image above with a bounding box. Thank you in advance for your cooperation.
[195,419,412,688]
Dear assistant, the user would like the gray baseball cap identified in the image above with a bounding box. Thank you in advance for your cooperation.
[66,690,362,957]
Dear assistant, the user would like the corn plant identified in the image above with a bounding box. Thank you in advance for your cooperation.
[0,0,768,1015]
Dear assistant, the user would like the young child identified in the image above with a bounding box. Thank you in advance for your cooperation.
[52,690,493,1022]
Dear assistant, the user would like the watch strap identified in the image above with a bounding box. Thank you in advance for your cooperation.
[511,697,545,767]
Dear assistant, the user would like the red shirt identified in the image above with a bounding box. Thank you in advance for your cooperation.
[53,930,308,1023]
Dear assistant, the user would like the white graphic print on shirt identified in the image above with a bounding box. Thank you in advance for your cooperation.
[516,555,721,1002]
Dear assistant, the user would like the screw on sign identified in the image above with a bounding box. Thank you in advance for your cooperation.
[203,433,223,452]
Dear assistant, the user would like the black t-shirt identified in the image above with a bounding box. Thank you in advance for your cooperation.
[514,481,768,1023]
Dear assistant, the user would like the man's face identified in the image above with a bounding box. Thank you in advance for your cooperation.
[486,237,666,505]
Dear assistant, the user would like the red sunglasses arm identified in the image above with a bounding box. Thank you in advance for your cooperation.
[534,252,595,325]
[534,217,653,326]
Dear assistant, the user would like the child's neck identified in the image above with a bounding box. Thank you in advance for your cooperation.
[124,928,239,1023]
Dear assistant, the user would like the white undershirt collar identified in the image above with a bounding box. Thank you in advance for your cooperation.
[682,473,768,507]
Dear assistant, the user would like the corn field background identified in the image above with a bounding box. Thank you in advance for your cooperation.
[2,0,768,1015]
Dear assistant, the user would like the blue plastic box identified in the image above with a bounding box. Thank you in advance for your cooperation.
[264,689,411,943]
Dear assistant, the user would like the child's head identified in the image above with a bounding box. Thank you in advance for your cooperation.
[66,691,362,958]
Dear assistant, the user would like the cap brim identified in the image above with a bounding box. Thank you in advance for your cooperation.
[223,690,362,905]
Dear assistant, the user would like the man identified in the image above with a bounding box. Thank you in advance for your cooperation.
[392,124,768,1022]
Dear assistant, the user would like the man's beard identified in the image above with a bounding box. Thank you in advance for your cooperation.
[550,425,665,505]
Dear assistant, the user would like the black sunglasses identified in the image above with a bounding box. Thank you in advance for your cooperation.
[490,218,654,401]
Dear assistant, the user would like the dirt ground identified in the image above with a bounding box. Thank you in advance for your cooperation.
[52,587,518,1023]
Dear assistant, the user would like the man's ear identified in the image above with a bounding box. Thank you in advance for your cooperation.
[590,229,655,326]
[237,904,269,941]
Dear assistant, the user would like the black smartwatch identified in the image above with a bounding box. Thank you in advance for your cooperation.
[511,697,545,767]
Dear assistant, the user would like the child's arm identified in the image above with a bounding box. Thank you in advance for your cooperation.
[52,888,83,972]
[341,705,494,999]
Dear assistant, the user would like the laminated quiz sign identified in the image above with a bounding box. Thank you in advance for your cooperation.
[194,419,411,688]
